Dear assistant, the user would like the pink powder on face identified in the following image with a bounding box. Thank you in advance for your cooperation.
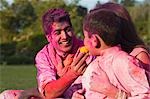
[42,8,71,35]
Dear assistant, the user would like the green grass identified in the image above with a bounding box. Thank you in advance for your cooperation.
[0,65,37,93]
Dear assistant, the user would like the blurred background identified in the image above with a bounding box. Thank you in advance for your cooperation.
[0,0,150,92]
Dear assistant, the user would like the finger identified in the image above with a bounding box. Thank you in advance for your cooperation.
[77,89,86,94]
[72,63,86,76]
[77,95,85,99]
[72,52,86,66]
[78,64,87,74]
[75,93,85,99]
[74,48,81,58]
[75,53,89,70]
[72,92,83,99]
[81,66,87,74]
[92,71,99,76]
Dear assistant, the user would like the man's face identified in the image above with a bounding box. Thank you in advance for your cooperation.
[49,21,74,53]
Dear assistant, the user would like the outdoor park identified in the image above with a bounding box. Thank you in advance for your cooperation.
[0,0,150,93]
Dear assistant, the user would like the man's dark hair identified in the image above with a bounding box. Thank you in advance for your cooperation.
[83,9,121,46]
[42,8,72,35]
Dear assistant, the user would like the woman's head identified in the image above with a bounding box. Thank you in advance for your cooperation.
[90,2,145,53]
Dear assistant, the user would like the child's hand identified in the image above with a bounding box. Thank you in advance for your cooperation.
[72,89,85,99]
[89,67,114,95]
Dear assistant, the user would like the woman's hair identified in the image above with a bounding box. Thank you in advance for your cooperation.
[83,9,122,46]
[90,2,146,53]
[42,8,72,35]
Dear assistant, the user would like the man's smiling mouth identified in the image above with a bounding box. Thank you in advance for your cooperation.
[59,39,72,46]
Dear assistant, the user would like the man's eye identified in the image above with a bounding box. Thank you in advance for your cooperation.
[55,31,61,35]
[65,28,72,32]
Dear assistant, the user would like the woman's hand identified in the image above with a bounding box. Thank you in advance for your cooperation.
[72,89,85,99]
[89,66,118,98]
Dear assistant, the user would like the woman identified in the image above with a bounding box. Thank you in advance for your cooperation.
[72,2,150,99]
[91,2,150,66]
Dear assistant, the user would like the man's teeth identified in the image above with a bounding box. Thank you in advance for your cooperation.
[61,41,69,44]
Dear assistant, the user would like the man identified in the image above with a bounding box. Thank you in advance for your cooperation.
[0,8,90,99]
[35,8,90,98]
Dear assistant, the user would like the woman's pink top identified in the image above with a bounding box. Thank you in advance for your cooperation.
[82,46,150,99]
[130,47,150,58]
[130,47,150,84]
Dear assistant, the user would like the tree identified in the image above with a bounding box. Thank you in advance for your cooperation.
[0,0,37,34]
[0,0,87,64]
[127,3,150,46]
[0,0,9,10]
[121,0,135,6]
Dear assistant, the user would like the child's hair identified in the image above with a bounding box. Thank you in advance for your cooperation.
[42,8,72,35]
[83,9,121,46]
[90,2,146,53]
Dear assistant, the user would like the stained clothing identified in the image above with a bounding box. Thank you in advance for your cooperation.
[0,37,85,99]
[0,90,23,99]
[130,47,150,84]
[82,46,150,99]
[0,46,149,99]
[35,37,83,97]
[35,37,93,98]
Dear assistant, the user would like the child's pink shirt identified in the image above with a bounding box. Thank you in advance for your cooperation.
[82,46,150,99]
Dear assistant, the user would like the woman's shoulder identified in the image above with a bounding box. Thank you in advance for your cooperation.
[130,47,150,65]
[130,47,149,57]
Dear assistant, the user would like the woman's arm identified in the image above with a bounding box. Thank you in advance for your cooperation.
[136,51,150,65]
[89,70,119,98]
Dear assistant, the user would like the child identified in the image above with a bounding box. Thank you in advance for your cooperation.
[82,9,150,99]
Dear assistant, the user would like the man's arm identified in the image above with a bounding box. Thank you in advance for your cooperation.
[43,52,89,98]
[44,69,79,98]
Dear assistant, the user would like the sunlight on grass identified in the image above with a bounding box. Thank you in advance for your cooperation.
[0,65,37,92]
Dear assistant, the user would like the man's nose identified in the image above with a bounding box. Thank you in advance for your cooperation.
[61,30,68,39]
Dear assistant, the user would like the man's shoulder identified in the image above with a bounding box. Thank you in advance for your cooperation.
[36,43,50,57]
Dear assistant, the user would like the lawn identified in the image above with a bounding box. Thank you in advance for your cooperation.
[0,65,37,93]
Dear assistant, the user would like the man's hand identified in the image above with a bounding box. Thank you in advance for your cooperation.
[70,49,89,76]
